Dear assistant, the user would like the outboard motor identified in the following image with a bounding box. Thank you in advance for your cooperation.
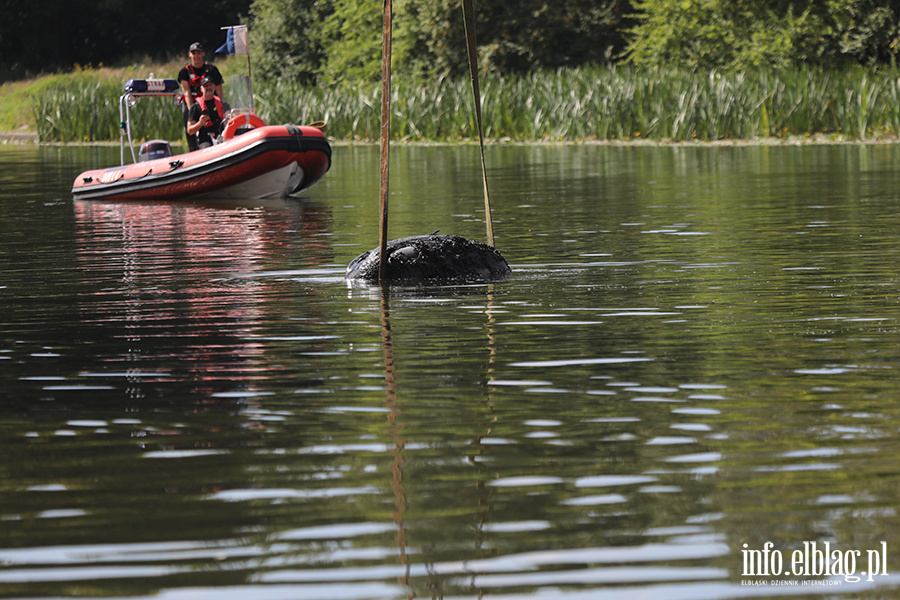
[138,139,173,162]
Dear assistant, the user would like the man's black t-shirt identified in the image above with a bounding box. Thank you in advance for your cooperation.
[187,97,229,146]
[177,63,224,97]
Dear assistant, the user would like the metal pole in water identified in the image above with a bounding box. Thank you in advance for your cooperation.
[378,0,393,281]
[462,0,495,248]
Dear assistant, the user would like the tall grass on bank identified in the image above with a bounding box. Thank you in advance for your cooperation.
[27,63,187,142]
[34,78,184,142]
[33,65,900,142]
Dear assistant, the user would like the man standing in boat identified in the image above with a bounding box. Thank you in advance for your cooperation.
[186,76,231,149]
[178,43,224,151]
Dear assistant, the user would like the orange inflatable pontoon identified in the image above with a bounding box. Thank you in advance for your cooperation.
[71,79,331,201]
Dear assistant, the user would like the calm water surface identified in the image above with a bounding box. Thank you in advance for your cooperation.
[2,142,900,599]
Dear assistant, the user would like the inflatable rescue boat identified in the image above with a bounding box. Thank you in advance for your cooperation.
[71,79,331,201]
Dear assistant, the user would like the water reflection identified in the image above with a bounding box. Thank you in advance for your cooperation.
[4,144,900,598]
[71,198,333,379]
[379,289,411,589]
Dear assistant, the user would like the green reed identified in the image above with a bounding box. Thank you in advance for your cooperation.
[33,64,900,142]
[33,76,185,143]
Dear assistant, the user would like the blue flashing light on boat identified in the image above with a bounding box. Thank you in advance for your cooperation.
[124,79,180,93]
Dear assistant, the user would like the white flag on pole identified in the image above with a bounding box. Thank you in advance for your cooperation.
[217,25,249,56]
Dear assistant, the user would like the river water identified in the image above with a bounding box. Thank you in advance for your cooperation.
[2,142,900,599]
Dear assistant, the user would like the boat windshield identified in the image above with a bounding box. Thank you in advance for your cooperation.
[228,74,254,111]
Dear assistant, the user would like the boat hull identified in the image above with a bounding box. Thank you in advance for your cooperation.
[72,125,331,201]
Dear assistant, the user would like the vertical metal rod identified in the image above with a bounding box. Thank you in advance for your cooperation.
[378,0,393,281]
[119,95,126,165]
[462,0,495,248]
[246,53,255,112]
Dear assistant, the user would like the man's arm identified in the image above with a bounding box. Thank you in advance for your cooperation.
[211,67,225,101]
[186,104,209,135]
[180,80,195,107]
[186,114,210,136]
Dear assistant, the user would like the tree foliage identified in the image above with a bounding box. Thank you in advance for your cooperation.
[318,0,384,85]
[626,0,900,71]
[249,0,331,85]
[395,0,634,78]
[248,0,634,85]
[6,0,900,87]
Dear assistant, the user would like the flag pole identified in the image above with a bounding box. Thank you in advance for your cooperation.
[247,49,254,112]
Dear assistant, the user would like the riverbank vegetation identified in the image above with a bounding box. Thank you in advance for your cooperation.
[6,0,900,144]
[15,63,900,144]
[8,1,899,84]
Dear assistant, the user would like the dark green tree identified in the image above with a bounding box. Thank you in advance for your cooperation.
[396,0,634,78]
[317,0,383,85]
[252,0,634,85]
[249,0,331,84]
[626,0,900,70]
[829,0,900,63]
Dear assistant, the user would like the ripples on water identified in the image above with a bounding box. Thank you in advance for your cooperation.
[2,144,900,599]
